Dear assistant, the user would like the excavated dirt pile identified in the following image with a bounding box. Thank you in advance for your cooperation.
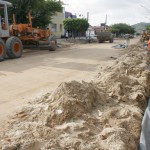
[0,43,150,150]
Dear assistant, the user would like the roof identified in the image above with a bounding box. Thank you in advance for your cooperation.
[65,11,77,19]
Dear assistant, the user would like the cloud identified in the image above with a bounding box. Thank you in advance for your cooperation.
[63,0,150,25]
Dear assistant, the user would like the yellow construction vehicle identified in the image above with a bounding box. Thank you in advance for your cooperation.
[0,1,57,61]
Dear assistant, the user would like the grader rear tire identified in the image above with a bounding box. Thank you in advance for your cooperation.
[6,36,23,59]
[0,38,6,62]
[48,36,57,51]
[109,38,114,43]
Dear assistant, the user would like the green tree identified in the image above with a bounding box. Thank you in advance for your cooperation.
[146,26,150,33]
[63,18,89,38]
[111,23,135,36]
[7,0,62,28]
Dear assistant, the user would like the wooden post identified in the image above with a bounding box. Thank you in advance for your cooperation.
[13,14,16,25]
[28,11,32,27]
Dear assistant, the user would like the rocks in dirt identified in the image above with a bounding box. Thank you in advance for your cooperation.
[0,43,150,150]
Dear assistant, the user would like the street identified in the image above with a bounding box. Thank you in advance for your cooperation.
[0,38,138,127]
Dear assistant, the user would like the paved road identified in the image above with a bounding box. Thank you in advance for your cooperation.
[0,38,139,127]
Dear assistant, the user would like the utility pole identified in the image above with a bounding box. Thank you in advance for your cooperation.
[86,12,91,42]
[105,14,107,30]
[105,14,107,25]
[87,12,89,22]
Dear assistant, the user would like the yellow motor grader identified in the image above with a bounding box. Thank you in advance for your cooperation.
[0,1,57,61]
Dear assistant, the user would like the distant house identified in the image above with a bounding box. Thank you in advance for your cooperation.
[86,25,96,38]
[65,11,77,19]
[85,24,111,39]
[48,10,77,38]
[93,24,110,34]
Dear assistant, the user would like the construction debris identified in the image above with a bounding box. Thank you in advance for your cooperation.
[112,43,127,49]
[0,43,150,150]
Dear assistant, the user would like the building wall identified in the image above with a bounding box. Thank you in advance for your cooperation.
[48,10,77,38]
[48,11,65,38]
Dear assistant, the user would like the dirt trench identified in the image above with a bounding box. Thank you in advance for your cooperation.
[0,42,150,150]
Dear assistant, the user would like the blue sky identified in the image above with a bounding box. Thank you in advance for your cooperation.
[63,0,150,26]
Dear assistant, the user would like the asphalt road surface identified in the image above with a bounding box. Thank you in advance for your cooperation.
[0,38,139,128]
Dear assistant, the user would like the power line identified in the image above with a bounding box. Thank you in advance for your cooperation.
[140,5,150,14]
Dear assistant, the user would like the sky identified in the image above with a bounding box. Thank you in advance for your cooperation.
[63,0,150,26]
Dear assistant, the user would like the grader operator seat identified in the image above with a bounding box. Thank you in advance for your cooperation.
[0,1,12,37]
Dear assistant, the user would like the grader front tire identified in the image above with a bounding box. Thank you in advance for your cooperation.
[6,36,23,59]
[0,38,6,62]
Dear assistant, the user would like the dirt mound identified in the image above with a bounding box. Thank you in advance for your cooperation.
[0,43,150,150]
[95,50,150,110]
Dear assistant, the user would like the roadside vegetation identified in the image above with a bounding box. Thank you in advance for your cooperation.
[146,25,150,32]
[63,18,89,38]
[7,0,63,28]
[111,23,135,36]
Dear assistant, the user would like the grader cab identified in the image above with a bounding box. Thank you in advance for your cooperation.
[0,1,57,61]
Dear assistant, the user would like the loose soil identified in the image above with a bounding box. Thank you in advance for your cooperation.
[0,41,150,150]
